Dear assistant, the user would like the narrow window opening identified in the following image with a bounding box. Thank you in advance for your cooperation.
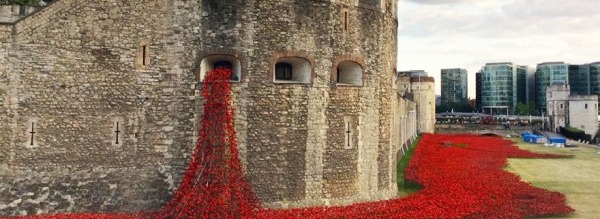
[585,103,588,109]
[142,45,148,66]
[29,122,36,146]
[344,12,348,31]
[114,122,121,145]
[343,116,354,149]
[345,121,352,148]
[560,103,563,109]
[275,63,293,81]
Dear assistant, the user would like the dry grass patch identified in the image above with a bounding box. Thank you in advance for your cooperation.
[506,139,600,218]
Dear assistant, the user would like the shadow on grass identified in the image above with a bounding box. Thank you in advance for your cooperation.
[396,135,424,196]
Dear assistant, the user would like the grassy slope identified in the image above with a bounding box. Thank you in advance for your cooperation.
[396,136,423,196]
[505,139,600,218]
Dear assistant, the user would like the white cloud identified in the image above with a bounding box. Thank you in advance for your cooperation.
[396,0,600,98]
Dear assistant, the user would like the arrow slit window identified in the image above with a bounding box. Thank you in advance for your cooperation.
[344,116,354,149]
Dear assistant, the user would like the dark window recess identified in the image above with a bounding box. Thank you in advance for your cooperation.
[213,61,233,70]
[142,45,148,66]
[337,67,341,82]
[585,104,588,109]
[275,63,293,80]
[213,61,238,81]
[344,12,348,31]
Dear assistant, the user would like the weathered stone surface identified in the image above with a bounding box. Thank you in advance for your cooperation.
[0,0,430,216]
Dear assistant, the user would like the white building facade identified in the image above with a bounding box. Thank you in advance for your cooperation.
[546,84,598,136]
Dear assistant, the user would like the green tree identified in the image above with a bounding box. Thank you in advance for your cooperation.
[516,102,537,115]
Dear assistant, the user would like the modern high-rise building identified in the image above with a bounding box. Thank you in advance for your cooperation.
[568,64,591,95]
[535,62,569,112]
[535,61,600,113]
[591,62,600,102]
[480,62,528,115]
[440,68,468,105]
[475,71,482,111]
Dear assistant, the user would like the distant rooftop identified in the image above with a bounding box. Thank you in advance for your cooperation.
[410,76,434,83]
[537,62,566,66]
[485,62,514,65]
[398,70,428,77]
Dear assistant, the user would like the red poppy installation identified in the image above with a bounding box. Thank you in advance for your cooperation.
[5,69,574,218]
[155,67,259,218]
[261,134,574,218]
[6,68,259,219]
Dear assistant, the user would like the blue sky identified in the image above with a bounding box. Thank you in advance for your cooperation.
[396,0,600,98]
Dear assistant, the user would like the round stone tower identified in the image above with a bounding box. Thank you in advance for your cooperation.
[193,0,400,208]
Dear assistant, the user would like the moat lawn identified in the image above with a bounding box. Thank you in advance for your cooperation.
[506,139,600,218]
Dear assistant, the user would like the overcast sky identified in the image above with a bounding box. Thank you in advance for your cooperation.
[396,0,600,98]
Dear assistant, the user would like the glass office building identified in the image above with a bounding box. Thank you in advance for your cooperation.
[535,62,600,113]
[590,62,600,103]
[535,62,569,112]
[569,64,591,95]
[480,63,528,115]
[440,68,468,105]
[475,71,482,111]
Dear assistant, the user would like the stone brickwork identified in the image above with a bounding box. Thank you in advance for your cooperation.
[0,0,420,216]
[410,77,436,133]
[0,24,9,167]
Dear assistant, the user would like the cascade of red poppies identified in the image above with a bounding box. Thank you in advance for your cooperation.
[6,72,577,219]
[156,67,260,218]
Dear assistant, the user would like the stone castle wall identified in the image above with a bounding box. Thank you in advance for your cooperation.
[1,0,180,214]
[0,0,419,216]
[411,77,436,133]
[0,24,10,167]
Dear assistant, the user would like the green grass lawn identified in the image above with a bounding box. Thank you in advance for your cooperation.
[396,136,423,196]
[505,139,600,218]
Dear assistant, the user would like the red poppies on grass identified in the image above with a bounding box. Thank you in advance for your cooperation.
[262,134,573,219]
[5,68,573,219]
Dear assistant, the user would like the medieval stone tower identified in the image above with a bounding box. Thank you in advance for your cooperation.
[0,0,410,215]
